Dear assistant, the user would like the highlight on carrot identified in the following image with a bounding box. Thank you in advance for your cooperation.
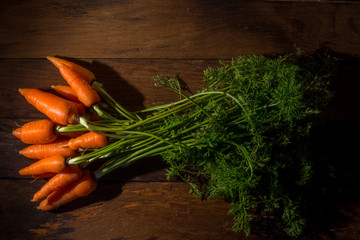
[19,155,67,176]
[19,140,77,159]
[51,85,80,102]
[48,59,100,107]
[47,56,95,84]
[19,88,79,125]
[38,170,97,211]
[12,119,57,144]
[68,132,108,150]
[32,164,83,202]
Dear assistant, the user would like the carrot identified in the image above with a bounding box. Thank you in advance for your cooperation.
[59,63,100,107]
[38,170,97,211]
[19,155,67,176]
[50,85,86,115]
[47,57,95,84]
[51,85,80,102]
[12,119,57,144]
[19,88,79,125]
[48,60,100,107]
[32,164,83,202]
[69,100,86,116]
[19,140,77,159]
[32,172,56,179]
[68,132,107,150]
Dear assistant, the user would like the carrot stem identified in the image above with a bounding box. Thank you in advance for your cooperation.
[92,81,141,121]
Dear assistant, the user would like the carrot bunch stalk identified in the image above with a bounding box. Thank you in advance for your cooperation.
[19,140,77,159]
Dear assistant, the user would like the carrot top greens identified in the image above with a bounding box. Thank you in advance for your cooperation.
[54,51,339,237]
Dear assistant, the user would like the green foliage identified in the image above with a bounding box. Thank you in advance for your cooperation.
[68,51,340,237]
[159,52,340,237]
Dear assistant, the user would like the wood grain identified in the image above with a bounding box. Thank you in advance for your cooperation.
[0,180,240,240]
[1,58,358,120]
[1,0,360,239]
[0,58,218,118]
[0,1,359,58]
[1,179,359,240]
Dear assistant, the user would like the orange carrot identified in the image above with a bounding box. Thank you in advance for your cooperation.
[51,85,80,102]
[12,119,57,144]
[51,85,86,114]
[32,164,83,202]
[68,132,107,150]
[48,59,100,107]
[19,140,77,159]
[19,155,67,176]
[69,100,86,116]
[59,63,100,107]
[47,57,95,84]
[19,88,79,125]
[32,172,56,179]
[38,170,97,211]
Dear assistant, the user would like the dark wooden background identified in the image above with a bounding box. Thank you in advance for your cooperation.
[1,1,360,239]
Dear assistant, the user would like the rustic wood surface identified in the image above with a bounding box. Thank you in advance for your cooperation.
[1,1,359,239]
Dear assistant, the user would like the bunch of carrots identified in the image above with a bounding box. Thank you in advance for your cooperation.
[12,53,340,237]
[13,57,114,210]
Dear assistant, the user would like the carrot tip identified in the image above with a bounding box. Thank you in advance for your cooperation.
[46,56,56,61]
[12,128,22,138]
[47,56,63,69]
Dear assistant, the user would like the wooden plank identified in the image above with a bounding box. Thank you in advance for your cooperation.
[0,180,241,240]
[1,58,359,120]
[1,179,359,240]
[0,1,360,58]
[0,58,218,118]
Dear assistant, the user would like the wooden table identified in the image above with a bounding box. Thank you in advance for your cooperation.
[1,1,359,239]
